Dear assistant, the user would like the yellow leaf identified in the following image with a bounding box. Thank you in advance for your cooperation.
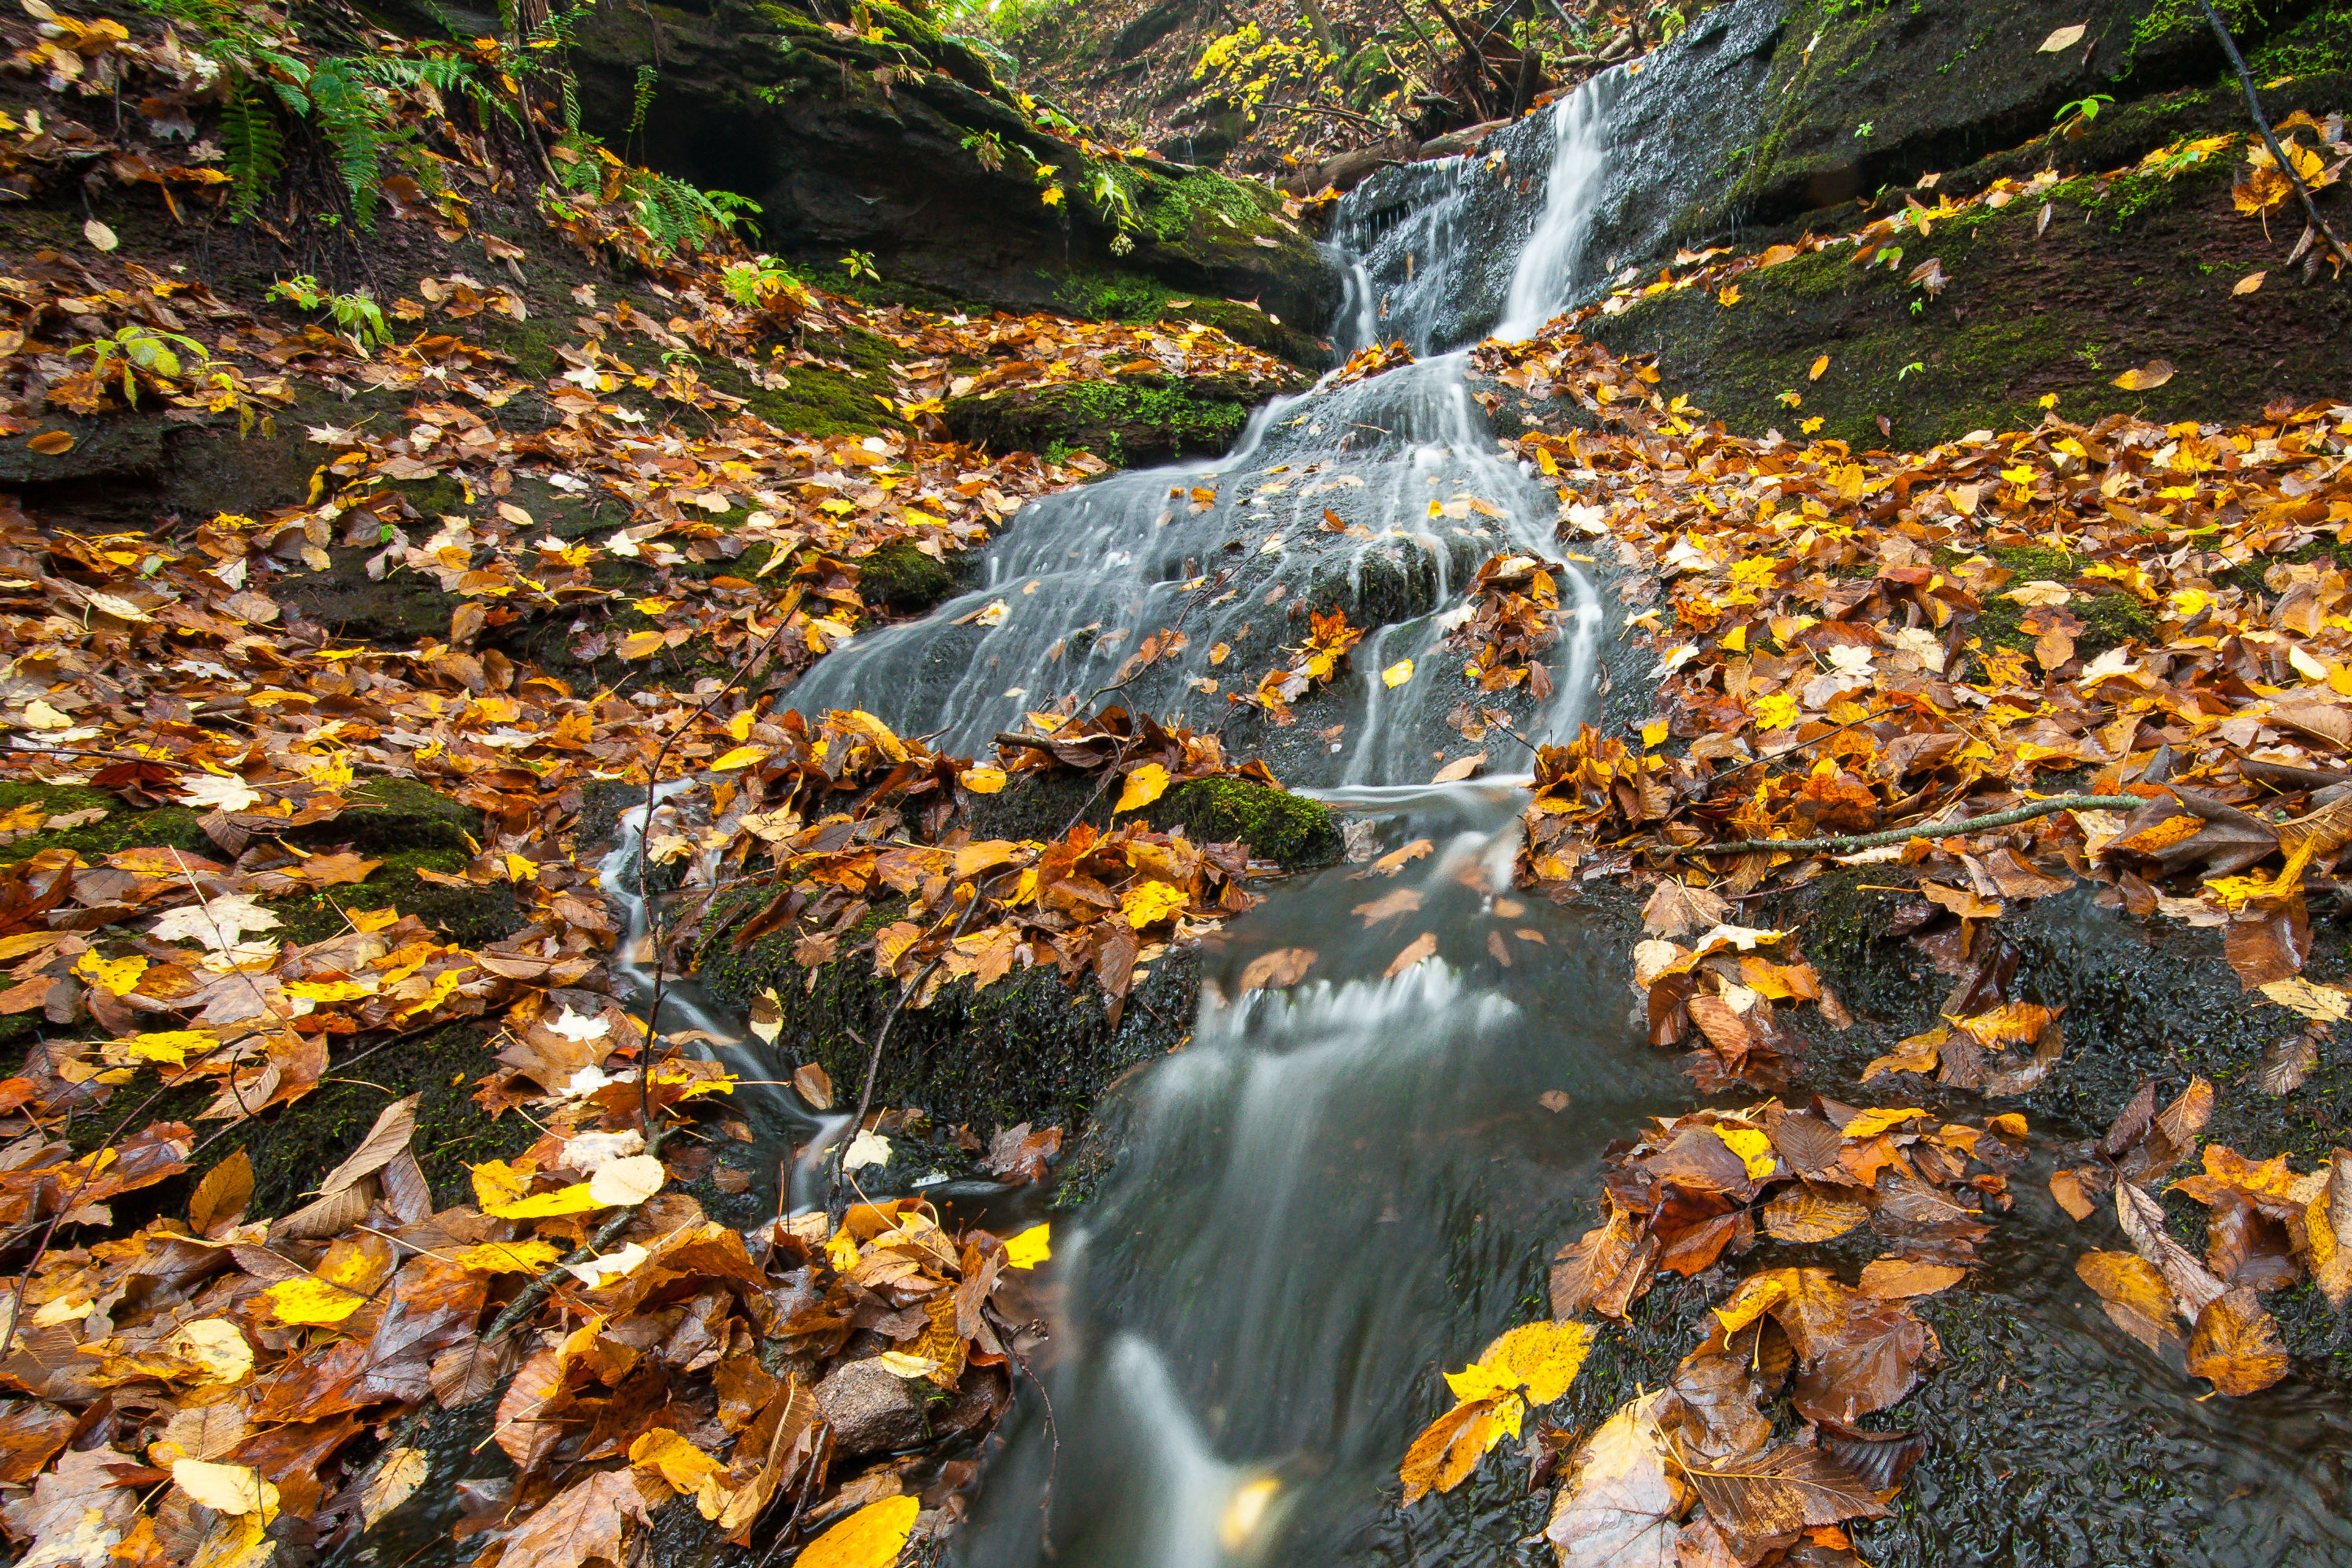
[469,1158,535,1210]
[712,745,768,771]
[1471,1318,1596,1411]
[618,630,668,660]
[1399,1398,1499,1505]
[117,1029,208,1063]
[453,1239,563,1273]
[1989,1113,2028,1137]
[630,1428,725,1491]
[2040,23,2086,50]
[799,1495,919,1568]
[488,1183,606,1219]
[285,979,376,1001]
[1718,1126,1778,1180]
[1120,880,1191,929]
[2111,360,2175,392]
[1809,354,1829,380]
[1382,658,1415,688]
[2234,271,2266,295]
[959,766,1008,794]
[173,1460,278,1521]
[75,952,147,995]
[1005,1222,1051,1269]
[261,1275,372,1326]
[360,1448,428,1528]
[1115,762,1170,814]
[1640,718,1668,750]
[1841,1106,1929,1140]
[1719,285,1741,306]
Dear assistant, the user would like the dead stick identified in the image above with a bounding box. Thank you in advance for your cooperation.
[2196,0,2352,267]
[1668,793,2147,859]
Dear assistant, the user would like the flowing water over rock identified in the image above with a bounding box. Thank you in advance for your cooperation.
[677,67,2352,1568]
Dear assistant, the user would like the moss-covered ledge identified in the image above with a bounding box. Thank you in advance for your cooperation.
[694,894,1200,1139]
[943,371,1299,467]
[1588,146,2352,447]
[967,770,1343,867]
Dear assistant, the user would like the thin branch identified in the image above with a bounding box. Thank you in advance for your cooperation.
[2196,0,2352,268]
[1668,793,2149,859]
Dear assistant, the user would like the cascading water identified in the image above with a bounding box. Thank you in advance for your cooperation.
[685,59,2352,1568]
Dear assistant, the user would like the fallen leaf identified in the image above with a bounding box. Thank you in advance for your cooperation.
[2111,360,2175,392]
[798,1495,919,1568]
[2040,23,2087,51]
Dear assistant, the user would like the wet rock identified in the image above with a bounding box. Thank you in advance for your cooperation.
[943,371,1307,470]
[811,1355,1006,1459]
[811,1358,926,1457]
[559,0,1342,346]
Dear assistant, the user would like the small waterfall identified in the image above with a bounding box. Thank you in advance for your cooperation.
[739,70,1670,1567]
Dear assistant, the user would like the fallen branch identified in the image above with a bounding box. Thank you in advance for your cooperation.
[2197,0,2352,269]
[483,1125,675,1344]
[1670,793,2149,859]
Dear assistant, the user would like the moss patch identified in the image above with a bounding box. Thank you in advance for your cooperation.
[1157,777,1342,866]
[1589,149,2352,447]
[943,373,1284,467]
[856,539,959,619]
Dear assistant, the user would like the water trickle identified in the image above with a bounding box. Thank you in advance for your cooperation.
[646,42,2352,1568]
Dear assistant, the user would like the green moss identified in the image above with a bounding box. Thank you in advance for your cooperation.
[944,374,1270,467]
[1156,777,1342,866]
[0,783,207,865]
[1590,144,2352,447]
[266,846,522,948]
[858,539,958,618]
[77,1020,535,1218]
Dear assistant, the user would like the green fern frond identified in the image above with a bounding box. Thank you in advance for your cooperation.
[219,90,283,222]
[307,58,392,227]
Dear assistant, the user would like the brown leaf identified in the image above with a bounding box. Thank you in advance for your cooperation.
[1641,880,1730,938]
[0,1399,77,1484]
[2185,1286,2290,1396]
[1398,1397,1497,1506]
[188,1150,252,1238]
[1238,947,1315,990]
[1792,1295,1940,1425]
[2154,1075,2215,1152]
[1544,1392,1684,1567]
[494,1349,565,1472]
[1658,1350,1770,1463]
[497,1467,649,1568]
[793,1063,834,1109]
[1385,931,1438,977]
[1762,1184,1868,1243]
[318,1094,420,1195]
[2225,907,2309,990]
[1856,1258,1967,1298]
[1770,1112,1844,1174]
[2116,1182,2225,1321]
[1679,1439,1892,1537]
[429,1337,519,1409]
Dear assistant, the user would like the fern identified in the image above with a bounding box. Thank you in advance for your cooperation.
[219,89,284,222]
[306,57,390,227]
[625,63,657,141]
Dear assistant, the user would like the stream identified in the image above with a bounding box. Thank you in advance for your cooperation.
[606,70,2352,1568]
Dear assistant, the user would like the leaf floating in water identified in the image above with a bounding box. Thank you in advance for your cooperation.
[1003,1223,1051,1270]
[1238,947,1316,991]
[1384,931,1438,977]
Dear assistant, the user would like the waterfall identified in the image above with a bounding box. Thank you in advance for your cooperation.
[760,72,1665,1567]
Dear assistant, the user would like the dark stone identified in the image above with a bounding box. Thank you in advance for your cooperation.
[562,0,1343,347]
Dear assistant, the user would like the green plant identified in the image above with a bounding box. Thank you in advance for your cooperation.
[2054,93,2114,141]
[1897,360,1925,379]
[840,249,880,282]
[267,274,391,347]
[66,325,213,404]
[130,0,490,227]
[1855,121,1874,139]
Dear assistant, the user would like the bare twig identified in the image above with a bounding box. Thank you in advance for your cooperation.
[1670,793,2149,859]
[2196,0,2352,268]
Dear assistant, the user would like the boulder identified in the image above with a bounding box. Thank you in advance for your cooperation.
[562,0,1343,356]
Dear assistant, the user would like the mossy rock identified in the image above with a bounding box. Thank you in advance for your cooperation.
[692,889,1199,1139]
[967,771,1341,867]
[857,539,960,619]
[1961,545,2157,662]
[943,373,1293,467]
[1045,268,1327,366]
[73,1020,536,1221]
[1589,144,2352,447]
